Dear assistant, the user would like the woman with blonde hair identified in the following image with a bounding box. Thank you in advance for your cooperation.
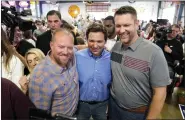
[19,48,45,94]
[1,28,26,88]
[25,48,45,73]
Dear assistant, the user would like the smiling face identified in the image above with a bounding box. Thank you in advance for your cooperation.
[115,13,139,46]
[87,32,106,56]
[50,31,74,67]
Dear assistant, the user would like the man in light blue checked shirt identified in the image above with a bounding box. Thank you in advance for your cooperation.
[29,28,79,116]
[75,23,112,120]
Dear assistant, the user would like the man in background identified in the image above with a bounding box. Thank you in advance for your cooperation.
[36,10,62,55]
[103,16,118,51]
[33,20,46,41]
[156,24,183,79]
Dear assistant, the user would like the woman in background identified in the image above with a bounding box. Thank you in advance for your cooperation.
[19,48,45,94]
[1,28,26,88]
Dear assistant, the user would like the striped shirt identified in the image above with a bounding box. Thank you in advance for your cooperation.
[29,53,79,116]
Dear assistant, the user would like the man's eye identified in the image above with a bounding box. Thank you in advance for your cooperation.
[59,46,65,49]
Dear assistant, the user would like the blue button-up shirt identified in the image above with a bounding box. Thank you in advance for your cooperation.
[75,48,112,101]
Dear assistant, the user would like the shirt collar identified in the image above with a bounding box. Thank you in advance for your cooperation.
[122,37,143,51]
[87,48,105,58]
[46,51,74,74]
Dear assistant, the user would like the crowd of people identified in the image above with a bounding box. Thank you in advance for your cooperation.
[1,5,185,120]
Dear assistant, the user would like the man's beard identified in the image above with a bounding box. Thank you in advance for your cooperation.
[53,55,67,67]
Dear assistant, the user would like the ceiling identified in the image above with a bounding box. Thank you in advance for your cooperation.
[49,0,160,3]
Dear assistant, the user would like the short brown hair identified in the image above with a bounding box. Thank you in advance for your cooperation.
[104,15,115,25]
[23,30,32,39]
[47,10,62,20]
[86,23,108,42]
[114,6,137,20]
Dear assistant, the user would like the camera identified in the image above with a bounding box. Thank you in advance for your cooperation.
[151,21,158,29]
[154,26,172,42]
[150,19,172,43]
[1,6,33,31]
[1,6,33,43]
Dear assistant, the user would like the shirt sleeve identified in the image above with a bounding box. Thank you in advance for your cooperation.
[11,56,24,89]
[29,68,52,111]
[150,48,171,87]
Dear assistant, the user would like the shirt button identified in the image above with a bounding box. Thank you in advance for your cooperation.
[95,70,97,72]
[96,61,98,63]
[94,87,95,88]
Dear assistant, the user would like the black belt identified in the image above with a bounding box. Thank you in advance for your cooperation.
[80,100,107,104]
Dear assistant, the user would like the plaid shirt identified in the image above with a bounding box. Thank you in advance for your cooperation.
[29,54,79,116]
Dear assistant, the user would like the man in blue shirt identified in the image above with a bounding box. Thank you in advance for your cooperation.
[75,23,112,120]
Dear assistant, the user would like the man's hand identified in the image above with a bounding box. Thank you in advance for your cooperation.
[164,45,172,53]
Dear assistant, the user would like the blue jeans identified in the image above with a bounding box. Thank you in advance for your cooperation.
[108,96,147,120]
[76,100,108,120]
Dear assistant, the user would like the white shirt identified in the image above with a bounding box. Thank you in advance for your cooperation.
[26,38,36,47]
[105,36,117,51]
[2,55,24,88]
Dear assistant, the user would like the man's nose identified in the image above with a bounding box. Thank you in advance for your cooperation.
[93,42,98,48]
[119,26,126,34]
[51,22,55,27]
[63,47,68,54]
